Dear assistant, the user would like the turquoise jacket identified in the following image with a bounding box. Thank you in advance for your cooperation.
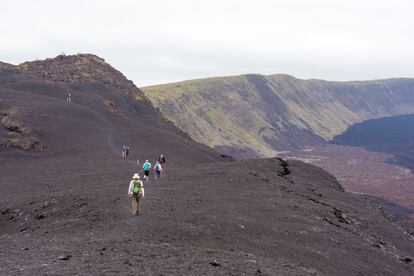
[143,162,151,171]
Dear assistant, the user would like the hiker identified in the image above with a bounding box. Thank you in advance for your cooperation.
[154,161,162,179]
[158,154,166,168]
[121,145,128,158]
[66,92,72,102]
[142,160,152,180]
[128,173,144,215]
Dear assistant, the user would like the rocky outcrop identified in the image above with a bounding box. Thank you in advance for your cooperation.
[1,112,32,134]
[0,108,45,151]
[17,54,147,99]
[142,75,414,158]
[1,135,45,151]
[0,62,18,73]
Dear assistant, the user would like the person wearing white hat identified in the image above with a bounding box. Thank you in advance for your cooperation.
[128,173,144,215]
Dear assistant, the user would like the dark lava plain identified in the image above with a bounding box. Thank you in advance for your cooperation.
[333,114,414,172]
[1,70,414,275]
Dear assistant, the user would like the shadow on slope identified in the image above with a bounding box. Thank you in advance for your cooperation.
[332,114,414,172]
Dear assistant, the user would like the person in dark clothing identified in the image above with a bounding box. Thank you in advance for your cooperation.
[158,154,166,168]
[121,145,128,158]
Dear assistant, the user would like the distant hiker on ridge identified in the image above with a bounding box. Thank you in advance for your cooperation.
[121,145,129,158]
[128,173,144,215]
[154,161,162,179]
[158,154,166,168]
[66,92,71,102]
[142,160,152,180]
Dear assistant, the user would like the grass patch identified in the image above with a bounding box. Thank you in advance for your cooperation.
[202,111,214,125]
[134,95,145,102]
[162,115,174,123]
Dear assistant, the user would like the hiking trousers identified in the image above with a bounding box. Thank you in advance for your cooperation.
[131,195,140,215]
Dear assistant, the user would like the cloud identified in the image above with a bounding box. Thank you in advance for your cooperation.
[1,0,413,86]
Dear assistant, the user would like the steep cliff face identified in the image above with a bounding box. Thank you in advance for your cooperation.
[142,75,414,158]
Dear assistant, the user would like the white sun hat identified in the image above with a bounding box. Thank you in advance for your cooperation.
[132,173,140,179]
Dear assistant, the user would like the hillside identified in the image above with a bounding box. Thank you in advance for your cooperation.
[1,55,414,274]
[0,54,220,162]
[142,75,414,158]
[17,54,146,99]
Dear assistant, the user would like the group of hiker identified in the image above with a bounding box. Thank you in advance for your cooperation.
[63,89,160,215]
[121,146,165,179]
[140,155,166,180]
[142,157,165,180]
[127,153,167,215]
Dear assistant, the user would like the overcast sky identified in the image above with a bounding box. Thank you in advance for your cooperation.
[1,0,413,86]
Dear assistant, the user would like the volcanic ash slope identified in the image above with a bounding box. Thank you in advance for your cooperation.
[0,55,413,275]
